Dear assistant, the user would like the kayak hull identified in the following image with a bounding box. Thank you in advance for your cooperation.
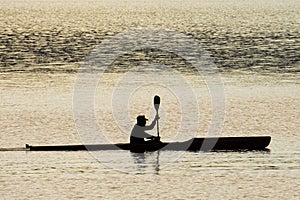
[26,136,271,152]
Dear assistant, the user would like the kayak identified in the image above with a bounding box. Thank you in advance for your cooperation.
[25,136,271,152]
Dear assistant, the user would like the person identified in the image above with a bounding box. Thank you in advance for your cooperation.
[130,114,160,144]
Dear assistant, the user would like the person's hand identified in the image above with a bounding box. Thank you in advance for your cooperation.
[155,114,160,121]
[152,136,160,142]
[149,136,156,140]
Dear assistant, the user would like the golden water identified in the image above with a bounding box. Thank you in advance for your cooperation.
[0,0,300,199]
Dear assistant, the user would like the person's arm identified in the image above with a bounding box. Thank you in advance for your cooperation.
[144,114,159,130]
[131,125,154,138]
[144,132,154,139]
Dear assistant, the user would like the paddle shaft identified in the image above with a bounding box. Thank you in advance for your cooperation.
[156,110,160,137]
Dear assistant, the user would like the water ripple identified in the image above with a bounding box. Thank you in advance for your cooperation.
[0,0,299,74]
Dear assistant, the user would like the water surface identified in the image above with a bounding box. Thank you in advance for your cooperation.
[0,0,299,199]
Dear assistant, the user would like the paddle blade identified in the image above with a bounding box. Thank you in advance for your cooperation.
[154,95,160,111]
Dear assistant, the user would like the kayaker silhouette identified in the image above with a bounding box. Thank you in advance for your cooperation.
[130,96,161,145]
[130,114,160,144]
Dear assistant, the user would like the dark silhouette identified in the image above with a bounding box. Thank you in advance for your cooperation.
[130,115,160,144]
[25,95,271,152]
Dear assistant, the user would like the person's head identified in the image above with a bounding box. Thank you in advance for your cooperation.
[136,115,148,126]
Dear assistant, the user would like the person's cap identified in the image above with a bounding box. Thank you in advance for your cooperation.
[137,115,148,121]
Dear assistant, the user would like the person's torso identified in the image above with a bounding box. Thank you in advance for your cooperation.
[130,125,146,144]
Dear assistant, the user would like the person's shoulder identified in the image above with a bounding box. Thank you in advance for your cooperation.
[132,124,141,129]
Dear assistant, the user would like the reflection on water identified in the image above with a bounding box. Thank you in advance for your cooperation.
[131,151,160,174]
[2,150,299,199]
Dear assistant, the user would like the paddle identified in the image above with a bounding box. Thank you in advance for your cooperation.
[154,95,160,137]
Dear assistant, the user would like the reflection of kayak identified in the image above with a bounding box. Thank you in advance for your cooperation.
[25,136,271,152]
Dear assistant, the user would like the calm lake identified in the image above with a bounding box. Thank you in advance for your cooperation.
[0,0,299,199]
